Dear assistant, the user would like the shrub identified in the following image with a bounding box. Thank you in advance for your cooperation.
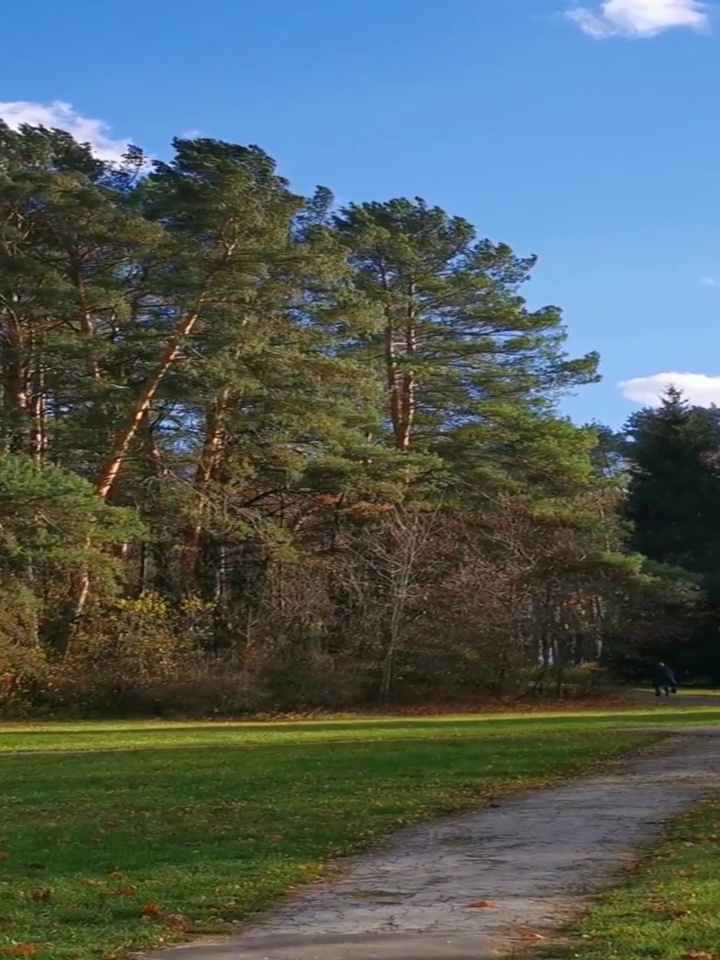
[0,584,49,718]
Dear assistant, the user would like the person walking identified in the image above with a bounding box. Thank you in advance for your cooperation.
[652,661,677,697]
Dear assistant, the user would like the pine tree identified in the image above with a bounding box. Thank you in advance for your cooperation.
[0,121,156,465]
[332,198,599,460]
[624,387,720,576]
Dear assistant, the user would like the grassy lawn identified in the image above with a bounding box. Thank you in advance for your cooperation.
[549,800,720,960]
[631,687,720,699]
[0,716,662,960]
[1,701,720,754]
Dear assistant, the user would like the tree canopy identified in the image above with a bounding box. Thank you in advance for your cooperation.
[0,121,708,714]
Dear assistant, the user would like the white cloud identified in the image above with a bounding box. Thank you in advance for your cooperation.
[620,372,720,406]
[567,0,710,38]
[0,100,131,162]
[700,276,719,287]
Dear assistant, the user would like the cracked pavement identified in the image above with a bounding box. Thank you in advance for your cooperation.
[146,730,720,960]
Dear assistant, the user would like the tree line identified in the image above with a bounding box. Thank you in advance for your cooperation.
[0,122,708,716]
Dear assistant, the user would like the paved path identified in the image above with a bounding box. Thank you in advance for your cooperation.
[631,689,720,709]
[146,730,720,960]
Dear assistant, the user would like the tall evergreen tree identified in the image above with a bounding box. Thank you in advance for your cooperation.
[624,387,720,576]
[332,198,599,459]
[620,388,720,679]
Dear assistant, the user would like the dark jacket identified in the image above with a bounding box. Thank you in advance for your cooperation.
[652,664,676,687]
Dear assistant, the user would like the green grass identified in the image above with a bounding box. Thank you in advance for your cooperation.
[0,718,659,960]
[1,701,720,754]
[674,688,720,698]
[632,686,720,699]
[548,801,720,960]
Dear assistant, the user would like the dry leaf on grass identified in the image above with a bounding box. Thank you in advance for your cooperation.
[2,946,38,957]
[164,914,189,932]
[519,932,545,942]
[79,879,104,889]
[0,853,9,863]
[468,900,496,908]
[680,952,716,960]
[113,886,137,897]
[141,904,162,917]
[27,890,52,902]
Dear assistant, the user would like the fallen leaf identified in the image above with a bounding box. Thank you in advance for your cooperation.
[680,953,715,960]
[0,853,8,863]
[28,890,52,903]
[113,886,137,897]
[519,932,545,942]
[164,914,189,932]
[468,900,496,908]
[107,872,125,881]
[141,904,162,917]
[2,947,38,957]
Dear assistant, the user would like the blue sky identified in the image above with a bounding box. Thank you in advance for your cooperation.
[2,0,719,427]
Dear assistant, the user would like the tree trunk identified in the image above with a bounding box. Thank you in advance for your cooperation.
[28,343,46,463]
[398,290,417,452]
[1,317,29,454]
[51,308,203,656]
[383,284,417,453]
[95,309,201,499]
[384,312,405,450]
[186,386,231,571]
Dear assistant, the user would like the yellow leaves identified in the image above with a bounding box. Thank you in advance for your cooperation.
[2,947,38,957]
[115,594,169,617]
[179,597,214,616]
